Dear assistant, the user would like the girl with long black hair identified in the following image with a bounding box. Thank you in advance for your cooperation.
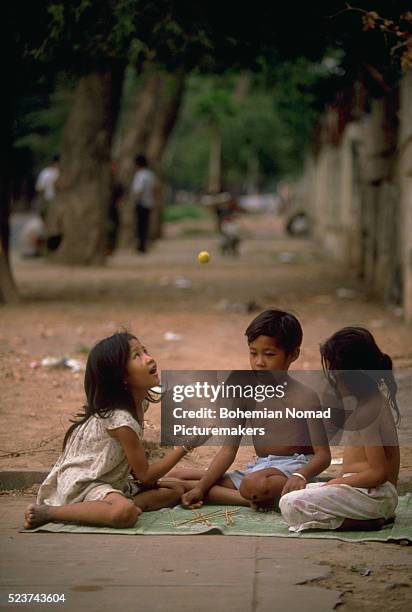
[24,332,189,529]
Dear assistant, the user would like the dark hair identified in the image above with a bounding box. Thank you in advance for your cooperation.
[63,332,152,449]
[245,309,303,355]
[135,154,148,167]
[320,327,400,423]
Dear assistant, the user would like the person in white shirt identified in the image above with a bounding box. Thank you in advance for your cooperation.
[35,154,62,251]
[131,154,156,253]
[36,154,60,204]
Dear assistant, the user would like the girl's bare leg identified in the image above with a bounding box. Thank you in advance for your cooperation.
[24,493,140,529]
[134,480,184,512]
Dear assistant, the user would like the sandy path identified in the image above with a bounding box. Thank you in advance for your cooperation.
[1,213,411,474]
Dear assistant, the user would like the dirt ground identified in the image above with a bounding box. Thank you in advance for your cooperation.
[1,211,412,609]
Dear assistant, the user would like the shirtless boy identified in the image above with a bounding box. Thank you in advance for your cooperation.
[168,309,331,511]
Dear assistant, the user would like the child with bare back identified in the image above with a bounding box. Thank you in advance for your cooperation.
[280,327,399,531]
[168,309,331,511]
[24,332,192,530]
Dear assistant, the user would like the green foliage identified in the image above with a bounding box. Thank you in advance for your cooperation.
[34,0,140,71]
[14,78,73,173]
[164,202,208,223]
[195,87,236,126]
[261,54,340,172]
[11,1,403,200]
[221,90,285,180]
[163,57,337,191]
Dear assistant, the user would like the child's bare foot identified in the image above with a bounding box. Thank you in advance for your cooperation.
[24,504,51,529]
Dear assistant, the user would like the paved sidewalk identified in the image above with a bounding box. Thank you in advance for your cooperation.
[0,497,340,612]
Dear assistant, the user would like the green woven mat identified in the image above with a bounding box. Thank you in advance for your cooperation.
[25,494,412,542]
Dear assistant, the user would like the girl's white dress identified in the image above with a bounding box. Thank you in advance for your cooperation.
[37,409,143,505]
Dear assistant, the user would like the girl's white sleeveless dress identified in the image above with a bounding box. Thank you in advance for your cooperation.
[37,409,143,505]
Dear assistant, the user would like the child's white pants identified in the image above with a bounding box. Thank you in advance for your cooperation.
[279,477,398,532]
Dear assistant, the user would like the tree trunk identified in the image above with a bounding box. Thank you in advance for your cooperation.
[146,70,185,168]
[117,67,185,247]
[208,123,222,193]
[233,72,250,102]
[117,68,163,188]
[147,70,185,240]
[245,155,259,194]
[116,68,163,249]
[0,244,19,304]
[0,52,19,303]
[54,67,124,265]
[359,96,398,298]
[399,69,412,321]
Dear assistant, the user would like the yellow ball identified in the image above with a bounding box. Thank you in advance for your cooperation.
[197,250,210,264]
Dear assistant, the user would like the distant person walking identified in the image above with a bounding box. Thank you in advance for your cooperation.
[131,154,156,254]
[35,154,62,251]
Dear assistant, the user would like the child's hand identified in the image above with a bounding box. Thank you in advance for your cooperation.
[323,477,346,486]
[281,475,307,497]
[181,487,204,509]
[185,434,212,449]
